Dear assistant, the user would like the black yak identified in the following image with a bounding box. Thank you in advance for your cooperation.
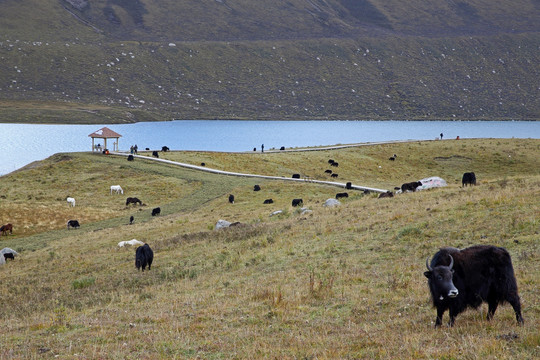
[67,220,80,229]
[401,181,422,192]
[135,244,154,272]
[424,245,524,327]
[462,172,477,187]
[228,194,235,204]
[151,207,161,216]
[291,198,303,207]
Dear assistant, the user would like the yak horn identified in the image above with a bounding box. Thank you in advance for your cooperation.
[448,254,454,270]
[426,257,432,271]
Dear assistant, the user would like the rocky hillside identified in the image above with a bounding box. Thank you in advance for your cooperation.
[0,0,538,122]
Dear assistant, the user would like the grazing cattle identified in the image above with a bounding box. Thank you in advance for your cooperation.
[162,146,170,152]
[378,191,394,198]
[335,192,349,199]
[254,185,261,191]
[328,159,335,164]
[145,148,150,151]
[152,151,159,158]
[151,207,161,216]
[66,197,76,207]
[389,156,396,161]
[135,244,154,272]
[325,170,332,174]
[462,172,477,187]
[401,181,422,192]
[67,220,80,229]
[127,155,134,161]
[346,182,352,189]
[126,197,142,206]
[363,189,371,195]
[201,163,206,166]
[110,185,123,194]
[3,252,14,261]
[291,198,303,207]
[263,199,274,204]
[129,215,134,225]
[280,146,285,151]
[424,245,524,327]
[292,174,301,179]
[331,162,339,167]
[228,194,235,204]
[0,223,13,236]
[331,173,338,178]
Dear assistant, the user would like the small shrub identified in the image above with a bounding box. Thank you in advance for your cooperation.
[72,276,95,290]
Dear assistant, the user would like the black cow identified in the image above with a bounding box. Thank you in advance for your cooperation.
[331,173,338,178]
[263,199,274,204]
[335,192,348,199]
[127,155,134,161]
[292,174,301,179]
[228,194,235,204]
[126,197,142,206]
[67,220,80,229]
[135,244,154,272]
[152,151,159,158]
[151,207,161,216]
[462,172,477,187]
[162,146,170,152]
[345,182,352,189]
[292,198,303,207]
[325,170,332,174]
[331,162,339,167]
[424,245,524,327]
[328,159,334,164]
[401,181,422,192]
[129,215,134,225]
[378,191,394,198]
[145,147,150,150]
[4,253,15,261]
[280,146,285,151]
[201,163,206,166]
[254,185,261,191]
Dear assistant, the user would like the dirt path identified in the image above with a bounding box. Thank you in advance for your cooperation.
[112,149,390,193]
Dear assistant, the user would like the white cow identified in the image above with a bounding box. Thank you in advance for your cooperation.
[118,239,145,247]
[110,185,124,194]
[66,197,76,207]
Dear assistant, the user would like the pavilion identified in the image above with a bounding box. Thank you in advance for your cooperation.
[88,127,122,152]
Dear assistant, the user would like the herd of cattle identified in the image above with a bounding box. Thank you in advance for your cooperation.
[1,150,526,327]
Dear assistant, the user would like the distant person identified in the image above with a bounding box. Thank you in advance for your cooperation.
[134,145,138,154]
[261,144,264,153]
[440,133,443,140]
[130,145,134,154]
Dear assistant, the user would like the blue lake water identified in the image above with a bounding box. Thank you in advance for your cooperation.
[0,120,538,176]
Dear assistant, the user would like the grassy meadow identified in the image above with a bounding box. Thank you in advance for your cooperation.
[0,138,539,359]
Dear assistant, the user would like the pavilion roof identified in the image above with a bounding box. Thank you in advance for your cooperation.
[88,127,122,138]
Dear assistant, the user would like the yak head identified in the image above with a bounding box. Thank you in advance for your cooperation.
[424,255,459,301]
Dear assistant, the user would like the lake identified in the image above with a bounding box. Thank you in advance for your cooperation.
[1,120,538,176]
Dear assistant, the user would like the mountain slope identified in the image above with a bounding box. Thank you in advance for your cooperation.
[0,0,538,122]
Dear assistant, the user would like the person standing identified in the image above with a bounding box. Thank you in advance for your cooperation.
[261,144,264,153]
[440,133,443,140]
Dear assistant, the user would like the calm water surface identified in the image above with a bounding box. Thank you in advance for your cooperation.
[1,120,538,176]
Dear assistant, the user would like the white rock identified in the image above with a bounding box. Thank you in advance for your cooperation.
[323,198,341,207]
[215,219,231,230]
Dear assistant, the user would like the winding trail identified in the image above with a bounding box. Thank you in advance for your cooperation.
[111,142,407,193]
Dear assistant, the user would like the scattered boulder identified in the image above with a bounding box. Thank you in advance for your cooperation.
[215,219,232,230]
[323,198,341,207]
[270,210,283,217]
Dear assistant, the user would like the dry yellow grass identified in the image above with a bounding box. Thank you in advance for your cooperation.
[0,139,538,359]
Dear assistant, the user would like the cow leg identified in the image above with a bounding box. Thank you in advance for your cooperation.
[435,307,445,327]
[448,307,458,327]
[487,300,498,321]
[506,293,524,324]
